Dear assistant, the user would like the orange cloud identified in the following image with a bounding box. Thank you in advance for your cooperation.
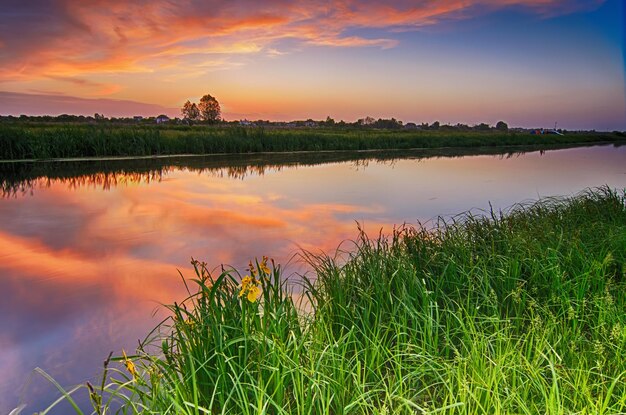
[0,232,100,281]
[308,36,399,49]
[0,0,603,83]
[46,76,121,95]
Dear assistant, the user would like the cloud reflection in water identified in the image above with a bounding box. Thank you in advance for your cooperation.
[1,145,625,413]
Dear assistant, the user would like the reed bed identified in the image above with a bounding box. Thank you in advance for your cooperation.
[0,123,621,160]
[36,187,626,414]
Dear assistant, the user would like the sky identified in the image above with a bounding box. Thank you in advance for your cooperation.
[0,0,624,129]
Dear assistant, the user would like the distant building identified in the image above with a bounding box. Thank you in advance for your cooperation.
[239,119,255,126]
[156,115,170,124]
[133,116,144,122]
[404,122,419,130]
[530,128,564,136]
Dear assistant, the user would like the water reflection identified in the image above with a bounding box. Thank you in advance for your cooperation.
[0,144,625,414]
[1,143,610,198]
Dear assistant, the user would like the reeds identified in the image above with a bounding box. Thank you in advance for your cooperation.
[35,187,626,414]
[0,123,621,160]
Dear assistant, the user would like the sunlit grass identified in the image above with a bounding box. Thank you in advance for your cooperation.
[34,187,626,414]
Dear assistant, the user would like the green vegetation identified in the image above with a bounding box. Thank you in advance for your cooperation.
[37,187,626,414]
[0,122,623,160]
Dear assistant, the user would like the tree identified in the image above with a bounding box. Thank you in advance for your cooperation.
[198,94,221,123]
[373,118,402,129]
[496,121,509,132]
[358,116,375,126]
[181,100,200,121]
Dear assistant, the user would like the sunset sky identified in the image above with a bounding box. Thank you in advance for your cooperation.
[0,0,624,129]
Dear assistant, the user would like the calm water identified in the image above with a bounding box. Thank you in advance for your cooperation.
[1,145,625,413]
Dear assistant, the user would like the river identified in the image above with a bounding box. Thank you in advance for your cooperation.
[1,144,625,413]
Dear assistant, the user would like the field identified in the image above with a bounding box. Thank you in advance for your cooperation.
[0,122,624,160]
[38,187,626,414]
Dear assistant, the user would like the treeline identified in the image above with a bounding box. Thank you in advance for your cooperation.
[0,113,169,125]
[4,114,606,134]
[0,123,623,160]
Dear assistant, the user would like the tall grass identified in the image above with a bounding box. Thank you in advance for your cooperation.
[0,123,622,160]
[35,187,626,414]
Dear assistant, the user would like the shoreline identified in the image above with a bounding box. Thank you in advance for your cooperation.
[1,139,624,164]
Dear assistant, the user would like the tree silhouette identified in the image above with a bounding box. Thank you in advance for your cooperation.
[181,100,200,121]
[198,94,221,123]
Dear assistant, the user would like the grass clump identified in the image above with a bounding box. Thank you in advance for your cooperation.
[37,187,626,414]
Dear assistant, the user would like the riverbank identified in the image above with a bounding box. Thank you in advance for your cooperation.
[1,123,624,160]
[39,187,626,414]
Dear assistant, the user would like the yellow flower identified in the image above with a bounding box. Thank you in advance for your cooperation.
[239,275,253,297]
[239,275,261,302]
[122,349,136,379]
[247,284,261,302]
[259,256,271,275]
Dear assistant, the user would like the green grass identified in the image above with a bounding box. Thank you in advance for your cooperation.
[36,187,626,414]
[0,123,623,160]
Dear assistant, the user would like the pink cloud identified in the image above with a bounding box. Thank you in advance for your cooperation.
[0,91,178,117]
[0,0,604,82]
